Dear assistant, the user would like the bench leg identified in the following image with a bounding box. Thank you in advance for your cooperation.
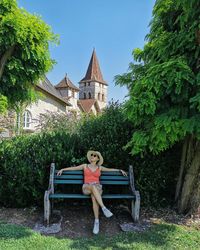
[131,191,140,222]
[44,190,51,226]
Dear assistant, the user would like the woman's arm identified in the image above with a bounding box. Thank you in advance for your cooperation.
[57,164,86,176]
[100,166,127,176]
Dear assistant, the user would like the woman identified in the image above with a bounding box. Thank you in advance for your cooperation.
[57,150,127,235]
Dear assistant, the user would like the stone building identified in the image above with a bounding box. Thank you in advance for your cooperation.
[0,49,108,137]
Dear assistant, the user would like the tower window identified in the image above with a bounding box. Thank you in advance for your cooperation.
[98,93,101,101]
[88,92,91,99]
[84,93,86,99]
[88,82,90,86]
[102,94,105,102]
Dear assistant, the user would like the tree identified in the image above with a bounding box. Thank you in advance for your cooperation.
[115,0,200,214]
[0,0,58,111]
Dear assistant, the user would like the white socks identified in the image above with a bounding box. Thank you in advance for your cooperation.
[102,206,113,218]
[93,219,99,234]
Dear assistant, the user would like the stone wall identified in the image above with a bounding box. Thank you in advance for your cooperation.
[0,111,16,138]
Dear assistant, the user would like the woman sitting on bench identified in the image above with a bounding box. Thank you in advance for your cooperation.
[57,150,127,235]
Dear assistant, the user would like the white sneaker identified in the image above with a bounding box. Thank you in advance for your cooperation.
[93,221,99,234]
[102,207,113,218]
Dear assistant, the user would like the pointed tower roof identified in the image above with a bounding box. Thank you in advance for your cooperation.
[55,74,80,91]
[79,49,107,85]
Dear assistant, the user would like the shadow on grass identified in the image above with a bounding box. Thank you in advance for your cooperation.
[0,222,33,240]
[70,223,177,249]
[1,222,194,250]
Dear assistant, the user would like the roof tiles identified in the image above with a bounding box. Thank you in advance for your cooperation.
[55,75,80,91]
[80,49,107,85]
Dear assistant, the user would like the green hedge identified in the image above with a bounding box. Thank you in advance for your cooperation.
[0,131,84,207]
[0,103,181,207]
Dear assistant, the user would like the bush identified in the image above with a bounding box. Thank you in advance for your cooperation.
[0,131,83,207]
[77,101,181,207]
[0,102,181,207]
[77,101,134,168]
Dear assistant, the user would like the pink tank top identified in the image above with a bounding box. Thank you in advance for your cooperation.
[84,165,101,184]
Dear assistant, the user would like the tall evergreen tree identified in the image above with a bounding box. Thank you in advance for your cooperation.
[115,0,200,214]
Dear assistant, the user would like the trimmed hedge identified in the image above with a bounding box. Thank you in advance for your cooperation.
[0,103,181,207]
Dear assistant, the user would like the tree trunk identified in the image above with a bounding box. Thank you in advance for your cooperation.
[176,135,200,215]
[0,45,15,80]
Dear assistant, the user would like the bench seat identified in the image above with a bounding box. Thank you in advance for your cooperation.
[49,194,136,199]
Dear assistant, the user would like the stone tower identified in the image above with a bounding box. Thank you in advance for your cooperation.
[79,49,108,110]
[55,74,80,112]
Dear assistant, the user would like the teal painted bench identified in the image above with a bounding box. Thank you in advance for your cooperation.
[44,163,140,225]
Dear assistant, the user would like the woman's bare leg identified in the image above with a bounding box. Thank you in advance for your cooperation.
[84,185,104,207]
[91,194,99,219]
[90,186,104,207]
[84,186,113,219]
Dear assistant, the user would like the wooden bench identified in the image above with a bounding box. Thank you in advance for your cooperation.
[44,163,140,225]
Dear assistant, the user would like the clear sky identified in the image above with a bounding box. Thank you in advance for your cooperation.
[17,0,156,103]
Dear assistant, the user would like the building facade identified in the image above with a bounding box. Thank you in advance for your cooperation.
[0,49,108,137]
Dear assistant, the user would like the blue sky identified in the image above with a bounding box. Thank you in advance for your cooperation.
[17,0,156,103]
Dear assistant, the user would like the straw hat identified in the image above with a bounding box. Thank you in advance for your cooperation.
[87,150,104,166]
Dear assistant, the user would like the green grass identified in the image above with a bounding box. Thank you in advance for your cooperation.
[0,222,199,250]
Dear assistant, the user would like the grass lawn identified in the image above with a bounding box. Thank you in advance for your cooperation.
[0,222,199,250]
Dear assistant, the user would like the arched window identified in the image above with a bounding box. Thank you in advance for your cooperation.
[84,92,86,99]
[98,93,101,100]
[102,94,105,102]
[23,110,32,128]
[88,92,91,99]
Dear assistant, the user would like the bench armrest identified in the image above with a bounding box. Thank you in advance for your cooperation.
[129,165,140,196]
[48,162,55,194]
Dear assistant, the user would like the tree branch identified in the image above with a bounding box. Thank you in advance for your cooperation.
[0,45,15,80]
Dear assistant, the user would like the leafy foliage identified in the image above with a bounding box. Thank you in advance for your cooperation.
[115,0,200,155]
[0,103,180,207]
[78,101,134,168]
[0,0,58,112]
[0,94,7,113]
[37,110,82,134]
[0,131,81,207]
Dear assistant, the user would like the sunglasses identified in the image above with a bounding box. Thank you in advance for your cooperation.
[91,154,99,158]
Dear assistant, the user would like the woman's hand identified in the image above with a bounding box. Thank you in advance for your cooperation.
[120,169,127,176]
[57,169,63,176]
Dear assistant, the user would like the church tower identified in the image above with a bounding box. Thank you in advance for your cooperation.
[79,49,108,110]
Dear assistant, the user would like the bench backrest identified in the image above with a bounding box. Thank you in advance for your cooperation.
[48,163,136,194]
[54,170,130,185]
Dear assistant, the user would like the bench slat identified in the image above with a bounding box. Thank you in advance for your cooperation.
[54,170,126,176]
[55,175,129,180]
[54,180,129,185]
[49,194,135,199]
